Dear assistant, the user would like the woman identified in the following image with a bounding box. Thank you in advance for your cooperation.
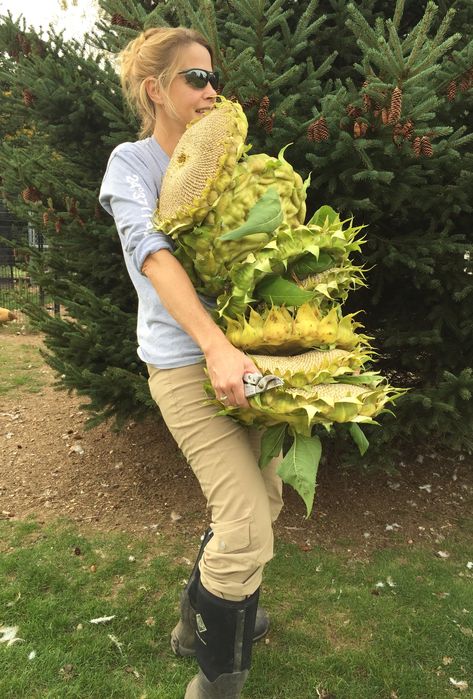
[99,27,284,698]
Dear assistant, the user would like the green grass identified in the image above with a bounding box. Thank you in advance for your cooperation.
[0,337,47,395]
[1,518,472,698]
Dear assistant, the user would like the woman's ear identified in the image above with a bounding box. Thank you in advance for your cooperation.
[145,77,163,106]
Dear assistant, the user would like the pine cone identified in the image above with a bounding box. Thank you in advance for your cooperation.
[420,136,433,157]
[346,104,362,119]
[260,96,270,110]
[412,137,421,157]
[402,119,414,140]
[307,122,317,141]
[18,34,31,56]
[459,71,473,92]
[388,87,402,124]
[22,186,41,203]
[447,80,457,101]
[314,116,329,141]
[353,120,368,138]
[111,13,139,29]
[258,96,270,126]
[362,80,371,111]
[243,96,259,108]
[22,89,35,107]
[263,114,274,134]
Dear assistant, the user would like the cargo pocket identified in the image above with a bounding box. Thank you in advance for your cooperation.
[207,515,251,555]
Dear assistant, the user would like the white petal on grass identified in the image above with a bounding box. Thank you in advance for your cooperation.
[436,551,450,559]
[386,576,396,587]
[385,523,401,531]
[108,634,124,654]
[28,650,36,660]
[467,562,473,570]
[0,626,24,646]
[449,678,468,691]
[89,615,116,624]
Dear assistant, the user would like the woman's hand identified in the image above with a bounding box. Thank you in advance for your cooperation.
[205,339,259,408]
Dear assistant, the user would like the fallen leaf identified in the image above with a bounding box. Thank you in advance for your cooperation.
[89,615,115,624]
[458,626,473,638]
[125,666,140,678]
[449,678,468,691]
[170,510,182,522]
[436,551,450,559]
[68,444,84,456]
[419,484,432,492]
[0,625,24,646]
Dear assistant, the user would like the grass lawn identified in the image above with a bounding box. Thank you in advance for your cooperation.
[0,332,47,395]
[1,518,472,699]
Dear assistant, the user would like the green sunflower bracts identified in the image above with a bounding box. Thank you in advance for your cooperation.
[153,97,405,515]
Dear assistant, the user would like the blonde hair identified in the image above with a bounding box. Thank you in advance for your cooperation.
[119,27,214,138]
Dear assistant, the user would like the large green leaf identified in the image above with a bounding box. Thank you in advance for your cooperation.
[259,424,287,469]
[277,433,322,517]
[307,205,339,227]
[349,422,369,455]
[218,187,283,241]
[254,275,314,306]
[289,251,334,278]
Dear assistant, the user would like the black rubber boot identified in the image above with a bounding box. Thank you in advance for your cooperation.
[170,530,269,658]
[184,581,259,698]
[171,528,213,657]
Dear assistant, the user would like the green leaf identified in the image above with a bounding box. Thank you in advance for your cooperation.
[254,276,314,306]
[218,188,283,241]
[349,422,369,456]
[259,424,287,469]
[307,205,339,227]
[289,251,334,277]
[277,433,322,517]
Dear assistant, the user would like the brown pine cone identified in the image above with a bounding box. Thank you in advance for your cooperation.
[447,80,457,101]
[22,186,41,203]
[402,119,414,140]
[260,96,270,110]
[412,137,421,157]
[362,80,371,111]
[346,104,362,119]
[22,89,35,107]
[263,114,274,134]
[314,116,329,141]
[420,136,433,157]
[388,87,402,124]
[353,120,368,138]
[307,122,317,141]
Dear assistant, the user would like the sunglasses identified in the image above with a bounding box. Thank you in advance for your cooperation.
[177,68,220,91]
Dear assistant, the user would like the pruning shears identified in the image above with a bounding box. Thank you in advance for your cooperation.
[242,372,284,397]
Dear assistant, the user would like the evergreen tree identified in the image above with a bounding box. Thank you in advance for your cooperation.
[0,0,472,455]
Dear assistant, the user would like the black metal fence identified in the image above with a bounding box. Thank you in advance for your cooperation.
[0,201,59,319]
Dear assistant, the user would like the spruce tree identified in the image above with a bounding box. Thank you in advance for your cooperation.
[0,0,471,455]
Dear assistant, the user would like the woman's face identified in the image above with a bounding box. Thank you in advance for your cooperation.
[164,42,217,130]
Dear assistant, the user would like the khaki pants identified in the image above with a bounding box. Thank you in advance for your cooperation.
[147,362,283,600]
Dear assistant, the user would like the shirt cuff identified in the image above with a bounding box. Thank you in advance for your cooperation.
[132,234,174,274]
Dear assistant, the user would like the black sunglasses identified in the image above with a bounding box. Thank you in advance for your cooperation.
[177,68,220,91]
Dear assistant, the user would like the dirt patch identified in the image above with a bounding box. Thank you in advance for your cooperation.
[1,331,472,556]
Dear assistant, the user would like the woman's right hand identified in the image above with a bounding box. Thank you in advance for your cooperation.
[204,338,259,409]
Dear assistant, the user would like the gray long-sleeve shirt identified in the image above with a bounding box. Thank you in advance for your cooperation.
[99,136,210,368]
